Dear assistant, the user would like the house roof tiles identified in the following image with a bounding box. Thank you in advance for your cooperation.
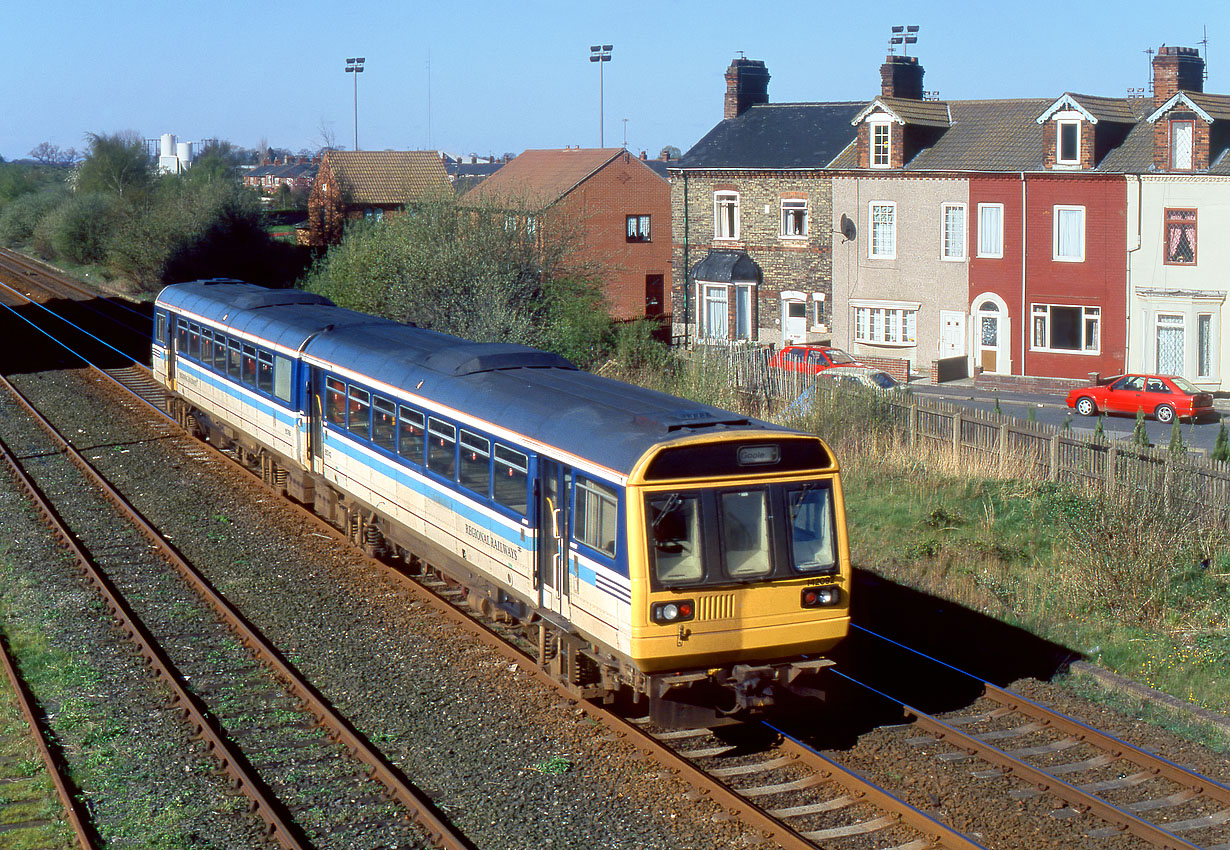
[322,150,449,205]
[675,103,864,170]
[463,148,632,208]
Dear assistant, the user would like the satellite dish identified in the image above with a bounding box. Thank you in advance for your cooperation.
[839,214,857,242]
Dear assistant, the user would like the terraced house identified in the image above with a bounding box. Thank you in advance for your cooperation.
[673,46,1230,390]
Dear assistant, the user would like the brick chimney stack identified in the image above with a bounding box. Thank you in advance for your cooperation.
[724,58,770,120]
[1152,45,1204,106]
[880,55,924,100]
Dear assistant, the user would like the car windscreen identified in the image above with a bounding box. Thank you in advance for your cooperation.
[1170,376,1203,394]
[827,349,857,365]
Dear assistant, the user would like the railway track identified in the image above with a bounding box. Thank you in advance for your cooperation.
[1,250,1227,849]
[0,372,471,849]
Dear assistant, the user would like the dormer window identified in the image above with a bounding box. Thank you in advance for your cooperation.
[1170,120,1194,169]
[1057,120,1081,165]
[871,122,891,168]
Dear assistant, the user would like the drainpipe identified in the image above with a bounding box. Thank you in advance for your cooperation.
[683,171,690,347]
[1020,172,1027,377]
[1125,174,1142,374]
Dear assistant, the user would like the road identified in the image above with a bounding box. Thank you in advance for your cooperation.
[907,381,1226,454]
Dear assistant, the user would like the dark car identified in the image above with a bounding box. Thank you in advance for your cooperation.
[1066,374,1215,423]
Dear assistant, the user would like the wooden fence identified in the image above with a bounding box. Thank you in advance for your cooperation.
[683,342,1230,526]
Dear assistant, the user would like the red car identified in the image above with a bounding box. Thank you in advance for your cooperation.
[1066,374,1215,423]
[769,345,863,376]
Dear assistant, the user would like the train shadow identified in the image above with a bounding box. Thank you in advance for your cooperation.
[0,296,153,374]
[776,568,1080,749]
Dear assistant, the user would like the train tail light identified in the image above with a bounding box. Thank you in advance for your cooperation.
[801,586,842,608]
[651,600,695,625]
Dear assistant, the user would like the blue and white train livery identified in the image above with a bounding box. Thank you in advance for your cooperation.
[153,280,851,726]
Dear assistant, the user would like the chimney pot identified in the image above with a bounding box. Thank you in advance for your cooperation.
[1152,45,1204,105]
[724,58,770,119]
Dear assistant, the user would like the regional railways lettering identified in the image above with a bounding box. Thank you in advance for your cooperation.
[464,523,520,560]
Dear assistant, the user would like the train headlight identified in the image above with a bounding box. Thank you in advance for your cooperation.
[651,600,695,625]
[801,586,842,608]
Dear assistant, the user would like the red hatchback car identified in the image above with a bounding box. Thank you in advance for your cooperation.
[768,345,863,376]
[1066,374,1216,423]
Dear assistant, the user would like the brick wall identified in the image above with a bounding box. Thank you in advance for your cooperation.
[858,355,910,382]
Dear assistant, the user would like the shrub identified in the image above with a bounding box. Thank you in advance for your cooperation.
[0,189,66,247]
[46,192,124,265]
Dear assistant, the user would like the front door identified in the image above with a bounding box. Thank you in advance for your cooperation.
[939,310,965,358]
[536,458,571,619]
[783,300,807,344]
[644,275,664,318]
[976,302,1001,374]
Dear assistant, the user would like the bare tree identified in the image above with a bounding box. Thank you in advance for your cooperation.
[317,119,342,154]
[28,142,79,165]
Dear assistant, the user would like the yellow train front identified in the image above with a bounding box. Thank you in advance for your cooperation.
[624,430,849,727]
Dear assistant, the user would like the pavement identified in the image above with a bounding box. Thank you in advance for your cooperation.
[903,376,1230,415]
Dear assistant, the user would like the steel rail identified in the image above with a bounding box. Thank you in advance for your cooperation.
[0,372,475,850]
[0,631,101,850]
[0,381,309,849]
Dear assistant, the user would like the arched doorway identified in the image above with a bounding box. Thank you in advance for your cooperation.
[972,293,1011,375]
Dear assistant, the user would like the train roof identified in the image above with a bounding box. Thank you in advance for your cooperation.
[156,281,793,475]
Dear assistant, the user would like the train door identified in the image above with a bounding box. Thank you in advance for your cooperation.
[536,458,572,620]
[165,314,178,390]
[308,368,324,474]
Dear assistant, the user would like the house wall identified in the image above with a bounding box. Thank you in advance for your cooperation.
[1127,175,1230,389]
[830,175,970,373]
[669,170,834,346]
[969,174,1026,376]
[1022,174,1127,380]
[558,153,672,322]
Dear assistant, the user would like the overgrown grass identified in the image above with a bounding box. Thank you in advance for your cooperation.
[614,354,1230,742]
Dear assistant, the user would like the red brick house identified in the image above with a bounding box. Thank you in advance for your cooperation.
[463,148,672,324]
[307,150,450,246]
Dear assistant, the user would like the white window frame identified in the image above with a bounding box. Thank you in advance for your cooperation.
[869,201,896,259]
[780,198,808,238]
[941,203,966,261]
[1056,119,1081,166]
[1170,120,1194,170]
[714,191,739,240]
[1197,312,1215,379]
[977,203,1004,258]
[1030,303,1100,354]
[871,121,891,168]
[700,283,728,339]
[851,300,918,347]
[1053,205,1085,262]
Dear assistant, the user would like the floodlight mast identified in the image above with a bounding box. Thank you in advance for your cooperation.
[345,57,366,150]
[888,25,919,55]
[589,44,613,146]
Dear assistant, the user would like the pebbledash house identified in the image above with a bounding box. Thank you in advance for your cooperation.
[670,46,1230,391]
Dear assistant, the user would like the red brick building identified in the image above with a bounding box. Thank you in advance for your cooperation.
[307,151,450,246]
[464,148,672,324]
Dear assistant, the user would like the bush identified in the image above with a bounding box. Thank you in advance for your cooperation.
[0,189,66,247]
[44,192,124,265]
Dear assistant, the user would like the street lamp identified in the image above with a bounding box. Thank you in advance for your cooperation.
[345,57,365,150]
[589,44,612,147]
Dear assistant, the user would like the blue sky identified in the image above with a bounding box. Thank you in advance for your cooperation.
[1,1,1224,162]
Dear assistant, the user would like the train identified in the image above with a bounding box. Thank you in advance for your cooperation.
[152,280,851,727]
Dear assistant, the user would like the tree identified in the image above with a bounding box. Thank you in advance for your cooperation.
[659,145,682,161]
[1168,419,1186,456]
[28,142,78,165]
[1213,422,1230,463]
[76,131,153,199]
[1132,408,1150,448]
[181,141,242,186]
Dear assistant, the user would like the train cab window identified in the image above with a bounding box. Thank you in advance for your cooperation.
[325,378,347,426]
[227,340,242,380]
[576,477,618,558]
[459,430,491,495]
[156,314,167,346]
[214,334,229,372]
[200,329,213,364]
[720,490,771,578]
[347,386,371,439]
[493,445,528,515]
[398,406,425,464]
[188,324,201,360]
[242,345,257,386]
[273,356,292,402]
[427,417,456,479]
[372,396,396,452]
[647,493,703,583]
[257,350,274,395]
[177,319,189,353]
[787,485,836,574]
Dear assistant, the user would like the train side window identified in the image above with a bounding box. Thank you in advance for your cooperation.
[200,329,213,364]
[398,406,425,464]
[427,416,456,479]
[348,386,371,439]
[459,430,491,496]
[227,340,242,380]
[242,345,257,386]
[647,493,703,583]
[214,334,229,371]
[493,445,528,515]
[576,477,618,558]
[273,355,292,402]
[257,350,274,395]
[786,486,836,573]
[720,490,772,578]
[372,396,396,452]
[177,319,189,353]
[325,377,346,426]
[188,323,201,360]
[156,314,167,345]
